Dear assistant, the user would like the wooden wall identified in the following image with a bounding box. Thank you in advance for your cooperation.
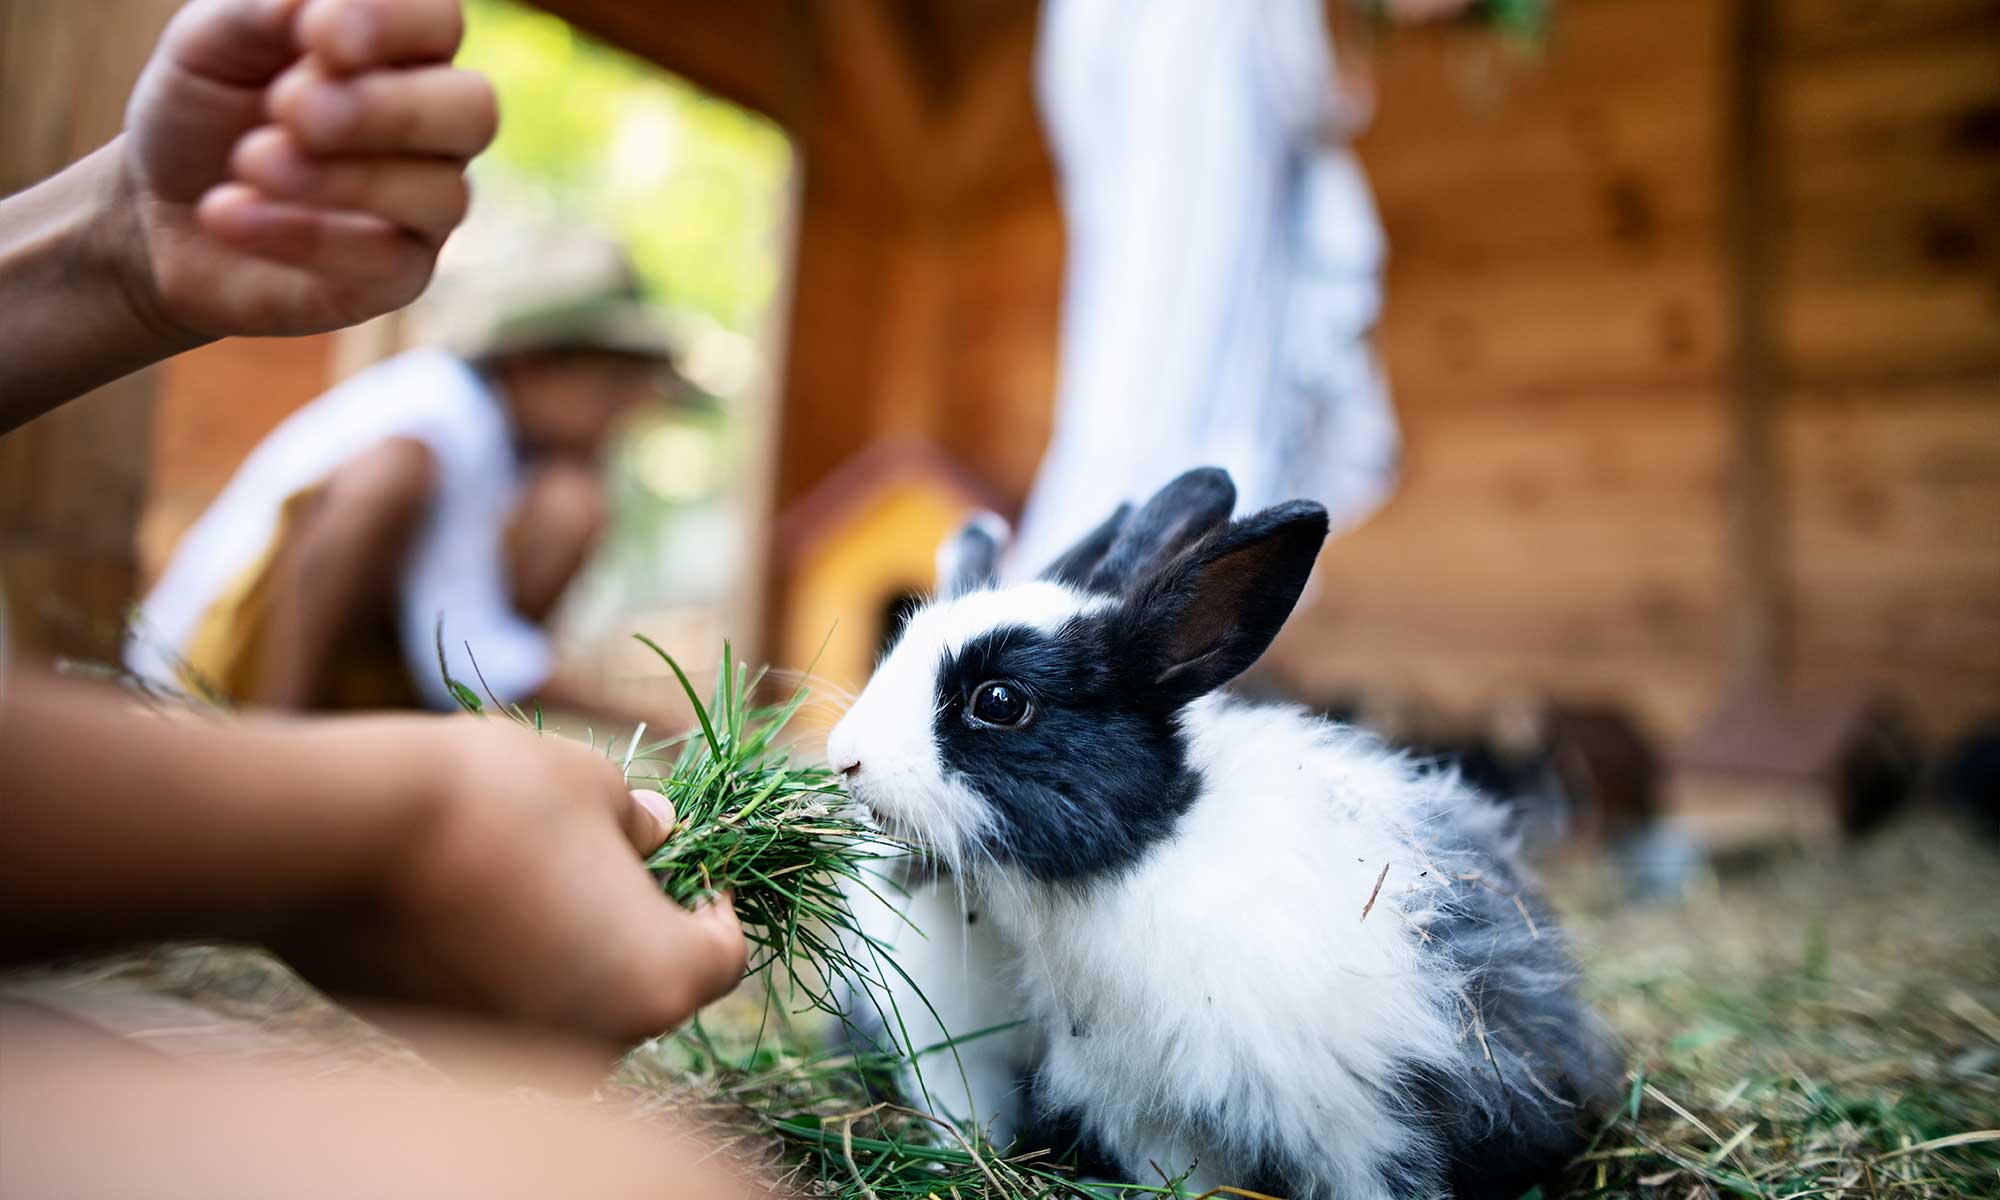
[1280,0,2000,742]
[1773,0,2000,737]
[1280,0,1740,739]
[0,0,183,663]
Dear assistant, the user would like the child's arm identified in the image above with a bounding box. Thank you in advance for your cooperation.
[0,676,746,1045]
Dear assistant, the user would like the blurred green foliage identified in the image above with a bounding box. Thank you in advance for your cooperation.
[457,0,793,335]
[450,2,793,628]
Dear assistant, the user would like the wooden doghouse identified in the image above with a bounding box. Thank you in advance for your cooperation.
[774,439,1006,694]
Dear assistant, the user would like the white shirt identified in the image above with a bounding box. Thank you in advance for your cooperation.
[127,349,552,709]
[1012,0,1399,572]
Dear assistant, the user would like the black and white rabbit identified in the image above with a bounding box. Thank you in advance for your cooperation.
[830,468,1620,1200]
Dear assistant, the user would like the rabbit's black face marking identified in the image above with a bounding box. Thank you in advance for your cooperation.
[831,499,1331,882]
[932,620,1202,882]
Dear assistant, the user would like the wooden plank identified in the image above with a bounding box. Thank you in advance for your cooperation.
[1720,0,1788,697]
[1776,23,2000,380]
[1781,378,2000,739]
[1272,370,1731,741]
[1358,0,1722,262]
[1375,231,1728,394]
[1778,260,2000,383]
[0,0,181,662]
[532,0,799,121]
[1275,616,1724,743]
[1779,0,2000,56]
[1320,387,1729,584]
[1778,23,2000,209]
[817,0,930,183]
[0,0,89,188]
[774,202,898,508]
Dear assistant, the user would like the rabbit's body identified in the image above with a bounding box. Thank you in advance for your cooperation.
[833,471,1618,1199]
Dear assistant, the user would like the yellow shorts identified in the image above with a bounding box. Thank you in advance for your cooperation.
[177,487,418,711]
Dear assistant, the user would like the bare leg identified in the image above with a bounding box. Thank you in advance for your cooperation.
[506,460,609,624]
[246,438,436,711]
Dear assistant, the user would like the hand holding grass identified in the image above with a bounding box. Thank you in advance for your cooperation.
[272,720,749,1045]
[0,679,747,1047]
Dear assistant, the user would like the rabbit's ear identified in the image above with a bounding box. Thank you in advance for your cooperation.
[937,511,1011,599]
[1115,500,1329,707]
[1084,467,1237,594]
[1039,502,1132,588]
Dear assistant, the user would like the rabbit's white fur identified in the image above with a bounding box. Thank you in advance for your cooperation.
[833,482,1614,1199]
[982,694,1510,1197]
[843,873,1035,1144]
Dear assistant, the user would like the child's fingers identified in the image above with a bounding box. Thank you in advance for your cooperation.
[162,0,308,88]
[271,62,498,160]
[590,878,747,1041]
[196,183,433,284]
[232,126,470,245]
[695,891,744,938]
[627,789,677,856]
[689,893,751,1002]
[296,0,465,75]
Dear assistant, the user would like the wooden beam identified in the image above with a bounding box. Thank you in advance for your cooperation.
[930,9,1039,200]
[0,0,179,663]
[818,0,931,181]
[1720,0,1790,698]
[530,0,804,122]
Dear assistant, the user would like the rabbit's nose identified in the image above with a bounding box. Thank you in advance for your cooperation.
[834,758,862,780]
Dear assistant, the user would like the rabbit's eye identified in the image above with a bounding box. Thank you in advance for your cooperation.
[968,681,1031,728]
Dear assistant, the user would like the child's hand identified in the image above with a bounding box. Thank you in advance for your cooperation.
[117,0,495,342]
[274,720,749,1046]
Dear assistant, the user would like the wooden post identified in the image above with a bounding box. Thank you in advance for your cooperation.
[0,1,182,664]
[1720,0,1788,699]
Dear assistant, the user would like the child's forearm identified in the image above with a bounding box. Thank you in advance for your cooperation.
[0,673,748,1040]
[0,141,205,434]
[0,675,441,960]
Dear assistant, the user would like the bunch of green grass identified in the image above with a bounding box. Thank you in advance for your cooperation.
[439,630,897,1014]
[627,636,893,1011]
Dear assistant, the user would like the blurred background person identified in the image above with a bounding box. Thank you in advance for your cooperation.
[126,238,689,722]
[1010,0,1471,571]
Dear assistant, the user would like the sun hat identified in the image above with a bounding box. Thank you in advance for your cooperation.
[435,230,681,365]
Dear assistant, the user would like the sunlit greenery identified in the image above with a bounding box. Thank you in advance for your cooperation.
[448,1,795,636]
[457,0,793,337]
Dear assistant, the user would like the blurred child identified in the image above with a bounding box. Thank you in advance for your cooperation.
[129,244,681,718]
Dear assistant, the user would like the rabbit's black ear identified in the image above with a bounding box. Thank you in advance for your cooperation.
[1114,501,1329,707]
[936,512,1010,599]
[1039,502,1132,588]
[1084,467,1237,594]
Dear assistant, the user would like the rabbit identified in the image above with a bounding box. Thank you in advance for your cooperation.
[829,467,1621,1200]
